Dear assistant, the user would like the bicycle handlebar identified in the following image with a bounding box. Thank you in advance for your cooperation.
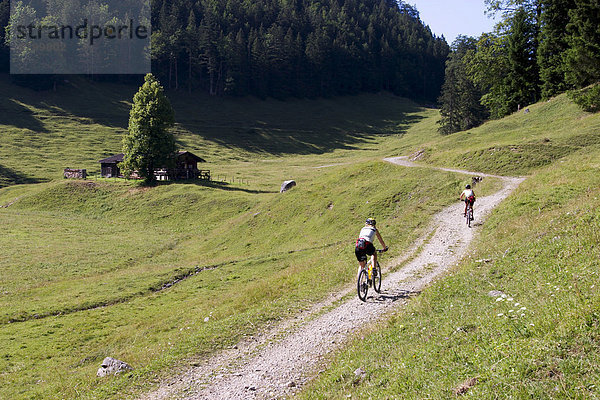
[376,248,388,253]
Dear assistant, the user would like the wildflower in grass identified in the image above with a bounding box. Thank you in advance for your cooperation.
[496,297,504,302]
[497,313,504,317]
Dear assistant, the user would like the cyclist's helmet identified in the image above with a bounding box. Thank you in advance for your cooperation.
[465,184,471,189]
[366,218,376,226]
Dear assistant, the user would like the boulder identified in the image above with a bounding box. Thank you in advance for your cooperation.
[97,357,133,377]
[280,180,296,193]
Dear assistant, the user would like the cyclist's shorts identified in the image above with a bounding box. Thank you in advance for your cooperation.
[355,240,375,262]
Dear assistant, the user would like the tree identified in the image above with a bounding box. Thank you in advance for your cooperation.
[537,0,576,98]
[564,0,600,88]
[122,74,176,185]
[468,7,539,118]
[0,0,10,72]
[438,36,488,135]
[505,8,540,109]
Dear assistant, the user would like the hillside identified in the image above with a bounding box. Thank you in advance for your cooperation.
[0,74,426,188]
[1,76,599,399]
[300,96,600,398]
[0,77,458,399]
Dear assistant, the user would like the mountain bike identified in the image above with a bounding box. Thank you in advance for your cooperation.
[465,201,474,228]
[357,249,386,302]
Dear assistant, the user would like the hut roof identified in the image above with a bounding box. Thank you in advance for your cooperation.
[98,153,124,164]
[98,151,206,164]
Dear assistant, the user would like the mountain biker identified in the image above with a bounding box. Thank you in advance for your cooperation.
[460,184,476,218]
[355,218,388,280]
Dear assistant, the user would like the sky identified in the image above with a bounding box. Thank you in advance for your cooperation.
[408,0,499,45]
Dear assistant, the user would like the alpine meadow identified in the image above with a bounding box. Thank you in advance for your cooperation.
[1,0,599,399]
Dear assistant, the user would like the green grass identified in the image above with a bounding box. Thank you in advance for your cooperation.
[386,94,600,175]
[2,73,600,399]
[300,102,600,398]
[0,74,423,187]
[0,75,475,399]
[0,161,494,399]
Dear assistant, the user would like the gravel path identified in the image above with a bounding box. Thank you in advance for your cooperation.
[140,157,525,400]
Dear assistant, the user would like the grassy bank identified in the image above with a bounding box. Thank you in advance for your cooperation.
[0,160,504,399]
[300,98,600,398]
[0,75,495,400]
[387,93,600,175]
[0,74,423,188]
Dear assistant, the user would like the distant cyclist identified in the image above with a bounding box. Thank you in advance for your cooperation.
[460,184,476,218]
[355,218,388,279]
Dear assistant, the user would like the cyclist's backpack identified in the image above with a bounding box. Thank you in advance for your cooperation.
[468,195,476,203]
[356,238,367,250]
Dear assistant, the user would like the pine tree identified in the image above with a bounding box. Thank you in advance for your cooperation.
[505,8,540,110]
[564,0,600,88]
[438,36,488,135]
[537,0,575,98]
[122,74,176,185]
[0,0,10,72]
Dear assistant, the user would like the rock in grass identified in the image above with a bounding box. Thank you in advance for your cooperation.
[280,180,296,193]
[453,377,478,396]
[97,357,133,377]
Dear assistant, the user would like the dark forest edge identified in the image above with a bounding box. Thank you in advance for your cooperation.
[437,0,600,135]
[0,0,448,102]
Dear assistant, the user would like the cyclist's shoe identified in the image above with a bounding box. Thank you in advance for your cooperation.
[367,278,372,285]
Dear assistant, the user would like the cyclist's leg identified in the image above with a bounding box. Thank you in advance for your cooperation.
[366,242,376,277]
[357,260,366,278]
[355,245,367,277]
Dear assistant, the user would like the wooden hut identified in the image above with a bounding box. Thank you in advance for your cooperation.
[99,151,209,180]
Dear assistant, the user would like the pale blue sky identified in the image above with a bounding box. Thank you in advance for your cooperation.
[408,0,499,45]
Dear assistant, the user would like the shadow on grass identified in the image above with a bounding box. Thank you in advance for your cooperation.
[157,179,278,194]
[0,97,48,133]
[0,164,42,188]
[175,109,425,156]
[0,74,133,130]
[0,73,427,156]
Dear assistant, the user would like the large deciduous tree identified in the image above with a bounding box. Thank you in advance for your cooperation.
[122,73,176,185]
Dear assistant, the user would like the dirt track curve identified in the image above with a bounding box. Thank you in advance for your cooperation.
[140,157,525,400]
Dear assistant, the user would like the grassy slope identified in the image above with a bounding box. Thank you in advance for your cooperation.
[3,73,598,399]
[0,74,423,188]
[385,94,600,175]
[300,95,600,398]
[0,76,495,399]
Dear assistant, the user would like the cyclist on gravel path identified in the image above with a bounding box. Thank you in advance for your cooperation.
[460,184,476,218]
[355,218,388,279]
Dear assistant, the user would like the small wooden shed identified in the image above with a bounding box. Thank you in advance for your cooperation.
[99,151,209,180]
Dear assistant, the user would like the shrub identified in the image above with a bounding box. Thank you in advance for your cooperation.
[568,83,600,112]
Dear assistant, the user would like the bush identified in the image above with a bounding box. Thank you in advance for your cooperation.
[568,83,600,112]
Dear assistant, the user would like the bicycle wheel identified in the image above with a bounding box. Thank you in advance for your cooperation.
[466,206,472,228]
[373,261,382,293]
[357,269,369,302]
